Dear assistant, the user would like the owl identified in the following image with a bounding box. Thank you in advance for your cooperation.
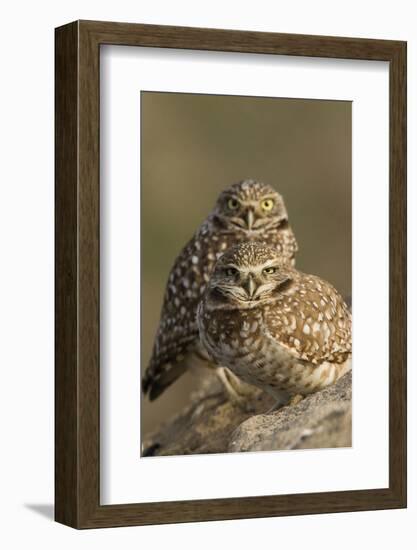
[142,179,298,400]
[197,242,351,405]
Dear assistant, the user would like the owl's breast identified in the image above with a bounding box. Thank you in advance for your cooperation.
[198,306,263,367]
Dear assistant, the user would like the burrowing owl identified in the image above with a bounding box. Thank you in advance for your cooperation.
[197,242,351,404]
[142,179,298,400]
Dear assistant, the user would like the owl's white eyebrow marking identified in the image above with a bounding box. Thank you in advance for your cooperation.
[236,260,283,274]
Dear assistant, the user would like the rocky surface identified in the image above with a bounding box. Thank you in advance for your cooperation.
[142,371,352,456]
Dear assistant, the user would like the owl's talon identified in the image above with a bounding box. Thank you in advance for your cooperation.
[266,403,283,414]
[288,394,304,407]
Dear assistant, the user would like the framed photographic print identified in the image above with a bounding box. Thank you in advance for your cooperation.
[55,20,407,528]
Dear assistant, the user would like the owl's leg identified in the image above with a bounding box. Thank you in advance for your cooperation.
[265,392,304,414]
[264,388,291,414]
[216,367,256,412]
[266,398,288,414]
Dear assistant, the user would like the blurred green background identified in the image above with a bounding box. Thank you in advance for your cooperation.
[141,92,351,437]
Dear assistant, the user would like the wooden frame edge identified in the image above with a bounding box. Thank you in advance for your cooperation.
[388,39,407,509]
[55,20,80,528]
[55,20,407,529]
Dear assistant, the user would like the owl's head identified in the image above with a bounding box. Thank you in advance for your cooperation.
[213,179,289,233]
[206,242,295,308]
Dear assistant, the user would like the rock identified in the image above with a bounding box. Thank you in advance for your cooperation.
[142,371,352,456]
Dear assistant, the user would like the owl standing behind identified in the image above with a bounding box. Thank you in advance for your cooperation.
[142,179,298,400]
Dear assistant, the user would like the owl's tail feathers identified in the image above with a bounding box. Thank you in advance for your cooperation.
[142,361,188,401]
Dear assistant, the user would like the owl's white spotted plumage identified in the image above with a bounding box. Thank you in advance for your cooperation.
[197,242,351,401]
[142,180,298,400]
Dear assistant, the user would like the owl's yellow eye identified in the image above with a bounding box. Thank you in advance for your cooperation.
[261,198,274,211]
[225,267,239,277]
[263,266,276,275]
[227,198,240,211]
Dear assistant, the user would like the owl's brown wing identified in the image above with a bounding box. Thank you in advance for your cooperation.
[142,229,215,400]
[264,275,352,365]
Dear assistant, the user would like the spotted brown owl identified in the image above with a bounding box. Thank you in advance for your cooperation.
[197,242,351,404]
[142,180,298,400]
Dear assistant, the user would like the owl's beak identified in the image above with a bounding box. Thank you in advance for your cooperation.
[243,274,257,299]
[245,208,255,230]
